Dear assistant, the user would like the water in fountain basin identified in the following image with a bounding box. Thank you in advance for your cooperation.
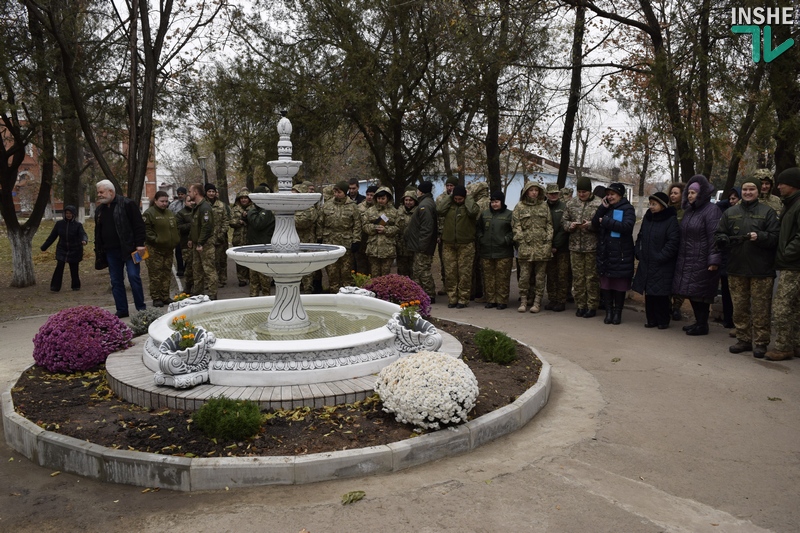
[189,305,392,341]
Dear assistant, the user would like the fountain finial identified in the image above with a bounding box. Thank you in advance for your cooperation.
[268,113,301,192]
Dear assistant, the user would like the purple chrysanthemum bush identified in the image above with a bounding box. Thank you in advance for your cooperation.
[363,274,431,317]
[33,306,133,373]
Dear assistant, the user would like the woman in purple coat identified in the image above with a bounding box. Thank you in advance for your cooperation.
[672,175,722,335]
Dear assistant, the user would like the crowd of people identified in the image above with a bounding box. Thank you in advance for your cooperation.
[57,168,797,361]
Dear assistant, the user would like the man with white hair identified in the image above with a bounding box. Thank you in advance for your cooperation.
[94,180,147,317]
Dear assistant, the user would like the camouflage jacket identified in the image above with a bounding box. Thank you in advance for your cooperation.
[294,205,318,244]
[362,202,400,258]
[317,196,362,247]
[512,182,553,261]
[562,194,602,252]
[760,192,782,218]
[230,203,249,246]
[209,198,231,245]
[396,205,416,257]
[468,181,490,213]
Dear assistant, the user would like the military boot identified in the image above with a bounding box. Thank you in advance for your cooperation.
[765,349,793,361]
[530,296,542,313]
[729,341,752,354]
[517,292,527,313]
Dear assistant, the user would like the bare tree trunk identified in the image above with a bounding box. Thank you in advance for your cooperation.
[558,5,585,188]
[724,63,766,195]
[698,0,713,177]
[768,23,800,174]
[214,148,229,202]
[484,67,502,192]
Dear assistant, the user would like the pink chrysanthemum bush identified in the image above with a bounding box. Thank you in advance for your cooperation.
[363,274,431,317]
[33,306,133,373]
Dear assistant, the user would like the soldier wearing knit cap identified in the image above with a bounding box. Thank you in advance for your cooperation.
[562,175,602,317]
[766,167,800,360]
[438,184,480,307]
[317,180,362,292]
[362,187,400,277]
[715,175,779,357]
[476,190,514,309]
[405,181,438,300]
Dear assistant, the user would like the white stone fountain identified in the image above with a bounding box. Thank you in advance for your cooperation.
[134,114,442,394]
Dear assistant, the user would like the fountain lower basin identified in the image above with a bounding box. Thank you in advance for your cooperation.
[144,294,401,386]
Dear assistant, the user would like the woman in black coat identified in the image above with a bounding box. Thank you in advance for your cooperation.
[592,182,636,325]
[40,205,88,291]
[632,192,680,329]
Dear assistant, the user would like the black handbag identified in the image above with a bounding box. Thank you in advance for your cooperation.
[94,252,108,270]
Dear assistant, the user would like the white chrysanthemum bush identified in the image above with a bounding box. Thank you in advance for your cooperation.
[374,351,479,430]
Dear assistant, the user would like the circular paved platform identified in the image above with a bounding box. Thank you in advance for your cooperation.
[106,330,462,411]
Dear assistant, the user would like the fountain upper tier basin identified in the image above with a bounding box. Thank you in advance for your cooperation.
[248,192,320,213]
[144,294,402,386]
[226,244,346,278]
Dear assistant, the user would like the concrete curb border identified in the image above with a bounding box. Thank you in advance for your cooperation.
[2,342,551,491]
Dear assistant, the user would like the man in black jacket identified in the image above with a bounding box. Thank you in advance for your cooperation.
[405,181,438,302]
[95,180,147,318]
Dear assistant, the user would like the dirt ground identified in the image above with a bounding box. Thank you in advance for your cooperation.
[11,319,540,457]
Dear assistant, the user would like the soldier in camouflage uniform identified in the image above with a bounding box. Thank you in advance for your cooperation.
[246,185,276,297]
[205,183,231,287]
[435,177,457,294]
[753,169,783,217]
[143,191,181,307]
[467,181,489,301]
[317,180,362,292]
[476,190,514,309]
[562,176,602,317]
[362,187,400,277]
[395,189,417,277]
[438,185,480,307]
[512,181,553,313]
[668,182,686,320]
[188,183,217,299]
[229,188,251,287]
[353,185,377,276]
[545,183,569,311]
[715,177,779,358]
[561,187,573,202]
[766,168,800,361]
[406,181,438,300]
[292,182,319,293]
[175,197,195,294]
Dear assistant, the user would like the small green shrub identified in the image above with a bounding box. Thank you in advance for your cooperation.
[193,397,263,441]
[129,308,164,336]
[474,329,517,364]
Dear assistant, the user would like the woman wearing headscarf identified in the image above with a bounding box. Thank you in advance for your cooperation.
[672,175,722,335]
[476,191,514,309]
[632,192,680,328]
[592,182,636,325]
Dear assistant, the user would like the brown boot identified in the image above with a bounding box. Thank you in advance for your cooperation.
[765,349,793,361]
[729,341,752,354]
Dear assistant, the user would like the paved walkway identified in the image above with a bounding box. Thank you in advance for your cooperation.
[1,294,798,532]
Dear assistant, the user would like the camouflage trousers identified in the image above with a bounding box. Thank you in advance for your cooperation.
[570,251,599,310]
[519,260,547,305]
[481,257,513,305]
[729,275,774,346]
[773,270,800,351]
[191,244,217,299]
[443,243,475,305]
[326,253,353,293]
[232,237,249,284]
[301,273,314,294]
[471,242,483,298]
[181,247,193,293]
[412,253,436,299]
[369,256,394,278]
[546,249,570,305]
[145,247,174,302]
[249,270,272,297]
[396,254,414,278]
[215,239,228,285]
[671,295,685,312]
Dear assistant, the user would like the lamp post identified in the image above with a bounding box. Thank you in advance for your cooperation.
[198,156,208,186]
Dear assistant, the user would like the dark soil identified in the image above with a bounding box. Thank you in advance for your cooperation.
[11,318,541,458]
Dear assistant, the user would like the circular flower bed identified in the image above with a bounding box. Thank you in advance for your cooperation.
[32,306,132,373]
[374,350,479,430]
